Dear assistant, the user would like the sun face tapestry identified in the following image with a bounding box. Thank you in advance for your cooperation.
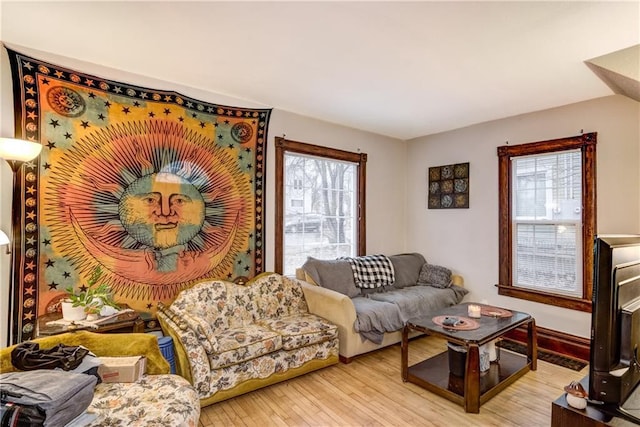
[7,48,271,342]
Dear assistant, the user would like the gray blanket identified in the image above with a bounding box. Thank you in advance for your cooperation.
[352,297,404,344]
[353,284,468,344]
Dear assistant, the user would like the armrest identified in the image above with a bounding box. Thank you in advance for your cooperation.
[0,331,170,375]
[158,311,211,395]
[298,280,357,338]
[452,274,464,287]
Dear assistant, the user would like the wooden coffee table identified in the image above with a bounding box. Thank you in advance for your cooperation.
[401,302,537,413]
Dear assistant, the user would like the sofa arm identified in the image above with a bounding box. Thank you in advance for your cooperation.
[157,310,211,396]
[452,274,464,287]
[0,331,169,375]
[298,280,357,346]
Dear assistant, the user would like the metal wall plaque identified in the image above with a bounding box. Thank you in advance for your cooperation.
[428,162,469,209]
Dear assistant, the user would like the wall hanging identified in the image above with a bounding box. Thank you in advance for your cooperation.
[6,48,271,342]
[428,162,469,209]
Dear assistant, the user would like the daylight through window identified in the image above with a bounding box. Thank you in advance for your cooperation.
[275,137,366,276]
[512,150,582,297]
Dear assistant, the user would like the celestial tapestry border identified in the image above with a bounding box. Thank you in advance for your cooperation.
[6,48,271,343]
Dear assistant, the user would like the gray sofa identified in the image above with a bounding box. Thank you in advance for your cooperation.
[296,253,468,363]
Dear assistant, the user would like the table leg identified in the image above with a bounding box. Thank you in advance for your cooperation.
[401,325,409,381]
[464,343,481,413]
[527,318,538,371]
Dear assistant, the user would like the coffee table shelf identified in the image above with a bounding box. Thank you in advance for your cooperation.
[406,349,529,408]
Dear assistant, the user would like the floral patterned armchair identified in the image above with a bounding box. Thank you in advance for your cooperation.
[0,331,200,426]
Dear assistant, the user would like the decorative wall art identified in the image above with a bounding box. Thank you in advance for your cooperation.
[428,162,469,209]
[6,48,272,342]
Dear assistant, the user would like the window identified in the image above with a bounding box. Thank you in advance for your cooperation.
[497,133,596,311]
[275,137,367,276]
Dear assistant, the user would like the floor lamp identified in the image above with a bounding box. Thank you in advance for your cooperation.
[0,137,43,345]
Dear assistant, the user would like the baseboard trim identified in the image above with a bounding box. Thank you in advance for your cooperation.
[503,325,590,363]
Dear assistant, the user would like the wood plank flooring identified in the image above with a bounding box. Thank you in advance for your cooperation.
[198,335,586,426]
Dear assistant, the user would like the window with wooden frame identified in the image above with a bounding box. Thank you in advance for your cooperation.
[275,137,367,276]
[497,133,596,311]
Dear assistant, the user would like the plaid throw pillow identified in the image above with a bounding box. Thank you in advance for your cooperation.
[344,254,395,289]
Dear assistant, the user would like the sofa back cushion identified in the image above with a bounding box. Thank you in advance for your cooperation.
[224,281,260,328]
[250,274,309,320]
[301,257,361,298]
[389,253,427,288]
[170,280,256,334]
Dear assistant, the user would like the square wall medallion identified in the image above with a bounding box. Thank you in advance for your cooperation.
[428,162,469,209]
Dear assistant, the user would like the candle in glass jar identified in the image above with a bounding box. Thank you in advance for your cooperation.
[468,304,481,318]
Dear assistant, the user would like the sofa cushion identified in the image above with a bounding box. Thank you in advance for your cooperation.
[417,263,453,288]
[89,374,199,426]
[302,257,361,298]
[259,313,338,351]
[209,324,283,369]
[369,285,468,321]
[171,280,257,332]
[251,274,309,319]
[389,253,427,288]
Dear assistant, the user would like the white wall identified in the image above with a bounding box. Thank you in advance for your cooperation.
[0,45,406,345]
[406,95,640,339]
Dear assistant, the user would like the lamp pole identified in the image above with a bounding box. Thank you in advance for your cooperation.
[7,159,23,346]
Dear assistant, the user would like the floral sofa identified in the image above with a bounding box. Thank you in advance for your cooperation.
[297,253,468,363]
[0,331,200,426]
[157,272,339,407]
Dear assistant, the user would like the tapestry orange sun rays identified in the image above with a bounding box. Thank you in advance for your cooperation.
[6,48,271,343]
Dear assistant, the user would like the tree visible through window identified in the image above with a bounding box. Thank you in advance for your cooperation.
[275,137,366,276]
[497,133,596,311]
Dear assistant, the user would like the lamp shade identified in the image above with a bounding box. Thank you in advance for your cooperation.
[0,230,9,246]
[0,137,42,162]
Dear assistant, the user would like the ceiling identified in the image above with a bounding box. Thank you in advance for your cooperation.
[1,1,639,140]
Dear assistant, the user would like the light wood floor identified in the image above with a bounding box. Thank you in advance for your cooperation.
[198,335,586,426]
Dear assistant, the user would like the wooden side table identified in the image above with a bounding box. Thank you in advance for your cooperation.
[36,307,144,337]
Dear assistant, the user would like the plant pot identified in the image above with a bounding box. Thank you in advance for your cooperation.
[61,301,87,321]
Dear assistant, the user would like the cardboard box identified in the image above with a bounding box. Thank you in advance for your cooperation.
[98,356,146,383]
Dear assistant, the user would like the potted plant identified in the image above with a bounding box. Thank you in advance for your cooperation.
[62,267,120,321]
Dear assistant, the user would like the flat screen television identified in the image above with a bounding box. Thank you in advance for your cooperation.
[589,235,640,422]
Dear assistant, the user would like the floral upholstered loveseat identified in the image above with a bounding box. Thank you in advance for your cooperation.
[157,273,339,407]
[0,331,200,426]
